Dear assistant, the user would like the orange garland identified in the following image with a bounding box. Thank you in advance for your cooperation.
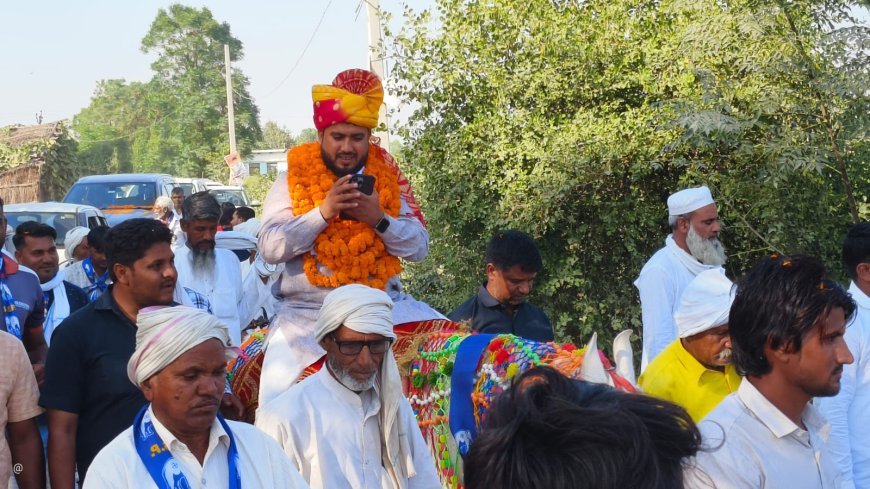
[287,142,403,290]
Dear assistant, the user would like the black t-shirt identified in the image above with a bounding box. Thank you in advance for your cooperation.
[39,287,147,481]
[448,284,555,342]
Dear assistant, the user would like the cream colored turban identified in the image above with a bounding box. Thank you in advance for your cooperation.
[667,186,714,216]
[64,226,89,256]
[675,269,735,338]
[315,285,415,486]
[128,305,232,385]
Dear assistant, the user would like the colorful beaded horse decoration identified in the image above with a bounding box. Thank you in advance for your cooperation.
[228,320,636,487]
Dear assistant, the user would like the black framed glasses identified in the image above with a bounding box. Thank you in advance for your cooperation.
[330,334,393,356]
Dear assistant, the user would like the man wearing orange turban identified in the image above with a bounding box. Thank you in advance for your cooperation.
[256,69,443,407]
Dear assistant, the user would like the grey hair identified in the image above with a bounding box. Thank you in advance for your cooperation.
[182,191,221,222]
[153,196,173,213]
[668,212,693,231]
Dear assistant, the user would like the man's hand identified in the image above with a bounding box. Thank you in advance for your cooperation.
[319,175,361,221]
[220,393,245,421]
[341,188,384,228]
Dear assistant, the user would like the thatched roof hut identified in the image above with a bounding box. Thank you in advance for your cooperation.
[0,122,78,203]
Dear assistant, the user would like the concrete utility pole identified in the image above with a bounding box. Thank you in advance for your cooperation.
[224,44,237,154]
[365,0,390,148]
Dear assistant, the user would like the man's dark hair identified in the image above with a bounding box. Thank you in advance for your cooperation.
[485,229,543,273]
[219,202,237,228]
[104,218,172,281]
[465,367,700,489]
[843,222,870,281]
[730,254,856,377]
[182,191,221,222]
[13,221,57,250]
[87,225,110,253]
[234,206,255,222]
[171,187,184,196]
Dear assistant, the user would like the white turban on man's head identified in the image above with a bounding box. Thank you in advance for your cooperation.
[315,284,415,485]
[667,186,715,216]
[64,226,90,257]
[675,269,735,338]
[128,305,232,385]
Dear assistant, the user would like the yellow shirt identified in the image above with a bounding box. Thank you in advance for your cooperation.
[638,338,741,422]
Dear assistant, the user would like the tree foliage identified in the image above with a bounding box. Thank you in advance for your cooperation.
[387,0,869,347]
[257,121,296,150]
[74,4,261,179]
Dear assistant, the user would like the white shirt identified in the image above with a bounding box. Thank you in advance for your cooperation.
[815,282,870,489]
[83,405,309,489]
[173,246,246,346]
[256,369,441,489]
[634,236,718,370]
[258,171,429,310]
[685,380,846,489]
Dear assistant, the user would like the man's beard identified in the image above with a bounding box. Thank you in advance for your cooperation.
[712,347,732,365]
[327,356,377,392]
[190,246,216,281]
[322,148,367,177]
[686,225,727,266]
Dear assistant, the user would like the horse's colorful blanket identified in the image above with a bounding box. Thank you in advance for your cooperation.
[228,320,634,487]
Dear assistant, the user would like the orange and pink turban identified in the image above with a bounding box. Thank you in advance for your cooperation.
[312,69,384,131]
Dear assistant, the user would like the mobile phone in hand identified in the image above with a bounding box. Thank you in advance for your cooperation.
[350,174,376,195]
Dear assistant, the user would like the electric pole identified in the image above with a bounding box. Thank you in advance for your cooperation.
[224,44,238,155]
[365,0,391,148]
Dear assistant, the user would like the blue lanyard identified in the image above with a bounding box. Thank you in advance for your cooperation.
[133,405,241,489]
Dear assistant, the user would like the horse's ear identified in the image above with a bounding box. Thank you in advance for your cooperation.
[580,333,611,386]
[612,329,637,385]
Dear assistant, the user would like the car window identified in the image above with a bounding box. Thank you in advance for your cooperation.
[87,216,100,228]
[64,182,158,209]
[5,212,77,246]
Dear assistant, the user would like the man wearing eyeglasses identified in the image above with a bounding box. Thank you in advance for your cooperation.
[256,284,440,489]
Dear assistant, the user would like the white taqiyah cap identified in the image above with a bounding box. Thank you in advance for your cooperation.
[667,186,714,216]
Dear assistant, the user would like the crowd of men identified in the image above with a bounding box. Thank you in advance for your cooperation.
[0,67,866,489]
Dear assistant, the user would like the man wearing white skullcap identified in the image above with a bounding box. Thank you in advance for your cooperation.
[634,185,726,371]
[84,306,309,489]
[257,284,440,489]
[638,269,740,421]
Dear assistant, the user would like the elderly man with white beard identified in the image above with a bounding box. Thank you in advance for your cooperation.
[174,192,247,346]
[635,186,726,371]
[256,284,441,489]
[638,268,741,422]
[84,306,308,488]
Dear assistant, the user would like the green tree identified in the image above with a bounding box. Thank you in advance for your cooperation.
[296,128,318,144]
[257,121,296,150]
[74,4,261,179]
[387,0,869,348]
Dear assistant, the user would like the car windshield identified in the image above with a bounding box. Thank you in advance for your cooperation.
[177,183,194,196]
[210,189,247,206]
[4,212,77,246]
[64,182,158,209]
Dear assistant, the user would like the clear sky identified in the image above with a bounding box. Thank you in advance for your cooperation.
[3,1,865,136]
[0,0,433,134]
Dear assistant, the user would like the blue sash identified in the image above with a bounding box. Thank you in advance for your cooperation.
[81,257,109,302]
[133,405,241,489]
[449,333,494,457]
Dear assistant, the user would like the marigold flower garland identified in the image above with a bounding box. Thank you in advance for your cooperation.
[287,142,402,290]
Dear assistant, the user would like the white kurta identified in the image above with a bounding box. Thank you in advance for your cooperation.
[815,282,870,489]
[256,170,437,405]
[173,246,246,346]
[685,380,845,489]
[256,369,441,489]
[84,405,309,489]
[634,235,720,371]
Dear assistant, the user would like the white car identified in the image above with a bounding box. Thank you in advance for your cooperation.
[208,185,258,207]
[173,177,211,196]
[3,202,109,262]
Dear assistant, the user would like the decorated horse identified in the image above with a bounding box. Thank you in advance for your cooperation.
[228,320,637,488]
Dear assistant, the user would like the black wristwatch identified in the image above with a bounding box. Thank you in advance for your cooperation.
[375,216,390,233]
